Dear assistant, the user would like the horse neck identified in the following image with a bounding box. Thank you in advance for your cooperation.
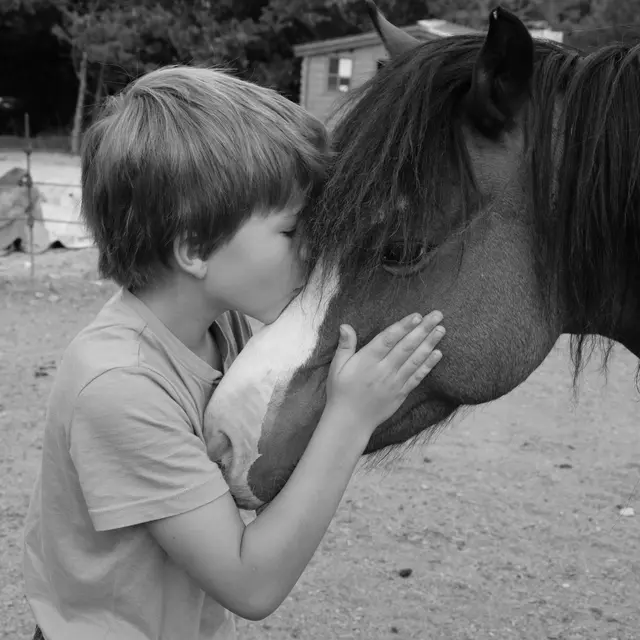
[561,274,640,359]
[605,284,640,359]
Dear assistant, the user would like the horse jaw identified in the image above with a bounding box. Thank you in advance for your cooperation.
[203,263,340,509]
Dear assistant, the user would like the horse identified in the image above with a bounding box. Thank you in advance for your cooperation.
[204,3,640,510]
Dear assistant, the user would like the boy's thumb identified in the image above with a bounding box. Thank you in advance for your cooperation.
[339,324,351,348]
[329,324,356,377]
[336,324,355,353]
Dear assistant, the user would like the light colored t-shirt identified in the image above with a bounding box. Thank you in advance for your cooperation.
[23,289,253,640]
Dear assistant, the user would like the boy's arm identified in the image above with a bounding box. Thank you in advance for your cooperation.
[70,367,231,533]
[71,364,365,621]
[147,403,368,621]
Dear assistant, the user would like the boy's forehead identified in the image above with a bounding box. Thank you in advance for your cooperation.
[255,194,305,220]
[250,205,299,223]
[270,204,301,219]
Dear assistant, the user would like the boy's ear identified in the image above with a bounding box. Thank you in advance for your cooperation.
[173,236,208,279]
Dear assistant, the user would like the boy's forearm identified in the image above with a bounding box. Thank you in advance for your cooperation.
[238,405,370,616]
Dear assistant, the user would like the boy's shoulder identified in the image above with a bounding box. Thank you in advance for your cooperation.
[64,289,147,378]
[40,290,152,433]
[57,289,254,401]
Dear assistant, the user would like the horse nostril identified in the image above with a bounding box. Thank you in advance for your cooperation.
[206,430,233,475]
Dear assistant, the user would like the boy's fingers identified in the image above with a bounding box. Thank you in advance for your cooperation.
[365,313,425,357]
[396,326,445,382]
[384,312,444,371]
[401,349,443,394]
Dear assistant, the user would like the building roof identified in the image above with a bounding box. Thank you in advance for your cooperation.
[417,19,480,38]
[292,16,562,59]
[293,24,428,58]
[293,20,480,58]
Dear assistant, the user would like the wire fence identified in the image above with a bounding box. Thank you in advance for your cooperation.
[0,114,84,280]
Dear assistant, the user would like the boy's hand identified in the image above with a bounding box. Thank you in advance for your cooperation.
[326,312,444,435]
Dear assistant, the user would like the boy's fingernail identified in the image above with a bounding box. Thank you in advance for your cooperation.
[431,311,443,323]
[412,314,422,325]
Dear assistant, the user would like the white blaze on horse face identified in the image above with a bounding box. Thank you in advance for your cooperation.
[203,262,340,508]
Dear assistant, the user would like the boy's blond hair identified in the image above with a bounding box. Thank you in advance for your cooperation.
[81,65,329,290]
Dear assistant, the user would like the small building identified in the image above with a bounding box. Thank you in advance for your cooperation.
[526,20,565,43]
[293,18,563,124]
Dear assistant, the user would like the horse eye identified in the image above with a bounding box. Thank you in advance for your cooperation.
[382,242,426,266]
[381,241,432,275]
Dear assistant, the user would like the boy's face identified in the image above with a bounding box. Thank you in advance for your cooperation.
[204,201,306,324]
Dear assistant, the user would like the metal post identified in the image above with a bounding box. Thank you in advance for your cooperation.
[24,113,35,279]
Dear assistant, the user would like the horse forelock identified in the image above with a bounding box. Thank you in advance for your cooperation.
[300,35,485,303]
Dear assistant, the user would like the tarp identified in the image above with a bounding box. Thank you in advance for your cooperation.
[0,151,92,253]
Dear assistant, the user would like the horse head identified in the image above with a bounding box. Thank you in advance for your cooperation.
[205,5,640,509]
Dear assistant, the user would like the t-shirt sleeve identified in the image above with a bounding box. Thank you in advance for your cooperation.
[69,366,230,532]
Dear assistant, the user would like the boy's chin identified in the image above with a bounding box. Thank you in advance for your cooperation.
[257,298,298,326]
[248,309,278,326]
[257,312,280,326]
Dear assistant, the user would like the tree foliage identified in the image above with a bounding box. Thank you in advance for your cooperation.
[0,0,638,141]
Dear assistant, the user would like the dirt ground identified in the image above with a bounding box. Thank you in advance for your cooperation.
[1,247,639,640]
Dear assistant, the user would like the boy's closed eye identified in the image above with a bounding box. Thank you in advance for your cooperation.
[278,204,301,238]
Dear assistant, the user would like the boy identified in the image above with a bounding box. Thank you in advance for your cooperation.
[23,66,445,640]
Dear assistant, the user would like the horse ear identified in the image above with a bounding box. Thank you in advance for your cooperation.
[465,7,534,138]
[365,0,421,59]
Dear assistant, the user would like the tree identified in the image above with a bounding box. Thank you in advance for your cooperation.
[2,0,636,141]
[50,0,179,151]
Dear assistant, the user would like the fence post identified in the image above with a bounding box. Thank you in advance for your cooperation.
[23,113,35,279]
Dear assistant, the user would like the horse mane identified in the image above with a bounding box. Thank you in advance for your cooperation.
[538,42,640,383]
[300,34,640,386]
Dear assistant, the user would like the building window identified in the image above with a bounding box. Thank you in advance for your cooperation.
[328,56,353,92]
